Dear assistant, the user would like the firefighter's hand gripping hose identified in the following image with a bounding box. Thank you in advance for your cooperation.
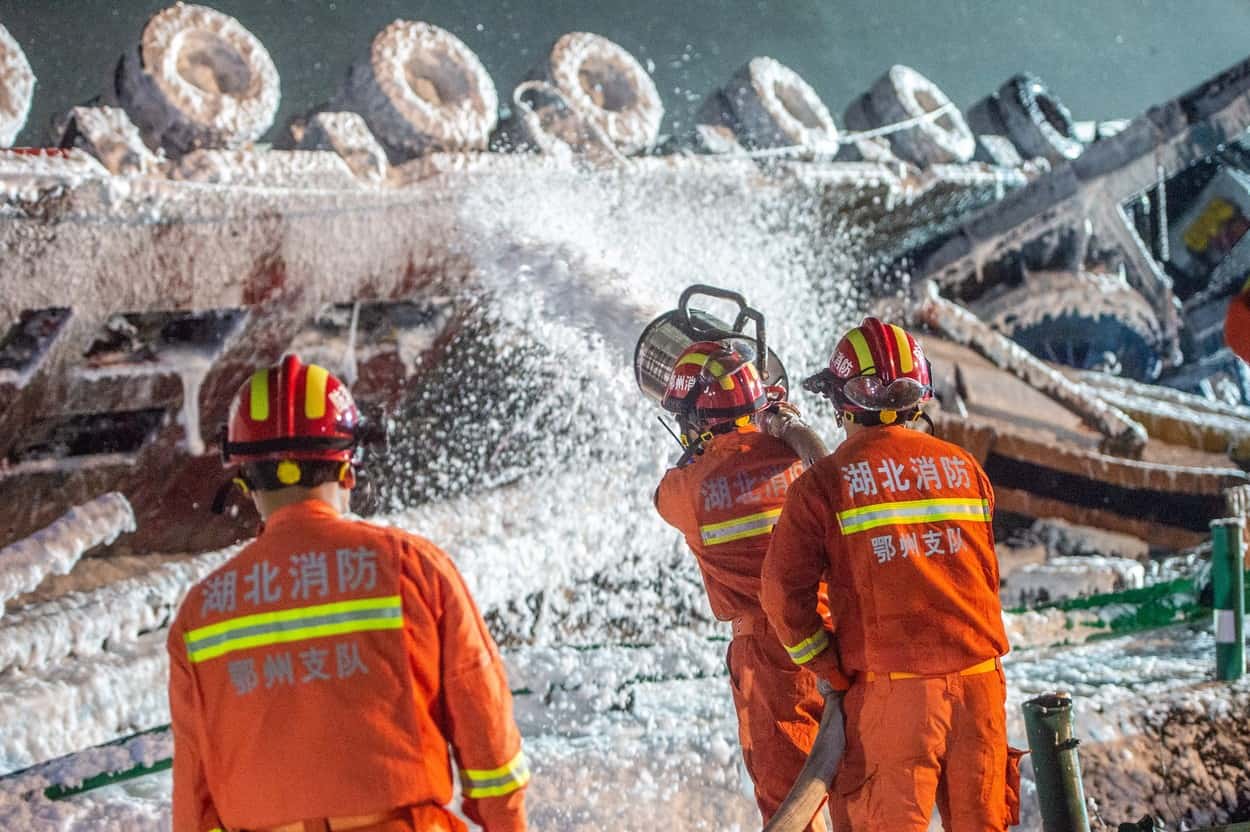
[761,680,846,832]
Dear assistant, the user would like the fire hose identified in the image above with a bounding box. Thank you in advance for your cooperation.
[762,680,846,832]
[757,410,842,832]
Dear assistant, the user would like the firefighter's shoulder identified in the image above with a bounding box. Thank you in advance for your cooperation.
[793,449,841,495]
[171,543,257,632]
[341,516,465,588]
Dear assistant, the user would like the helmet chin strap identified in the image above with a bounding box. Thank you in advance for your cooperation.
[211,475,251,515]
[839,406,926,430]
[210,459,358,515]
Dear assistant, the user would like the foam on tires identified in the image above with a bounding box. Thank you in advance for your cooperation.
[996,74,1083,164]
[117,4,280,154]
[725,57,837,151]
[541,32,662,156]
[866,65,975,166]
[344,20,498,158]
[0,24,36,148]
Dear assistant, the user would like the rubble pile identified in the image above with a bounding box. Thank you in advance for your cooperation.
[1080,684,1250,828]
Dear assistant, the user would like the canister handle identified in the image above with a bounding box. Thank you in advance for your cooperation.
[677,284,769,380]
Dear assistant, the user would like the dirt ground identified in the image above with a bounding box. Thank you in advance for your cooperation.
[1080,683,1250,828]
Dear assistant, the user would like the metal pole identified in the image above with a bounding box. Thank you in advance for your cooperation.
[1211,518,1246,682]
[1022,693,1091,832]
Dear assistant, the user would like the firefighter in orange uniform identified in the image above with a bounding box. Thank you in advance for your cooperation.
[761,319,1018,832]
[168,355,528,832]
[653,340,829,831]
[1225,276,1250,364]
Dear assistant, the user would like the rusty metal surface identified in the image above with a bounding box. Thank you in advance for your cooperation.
[926,336,1247,547]
[917,55,1250,368]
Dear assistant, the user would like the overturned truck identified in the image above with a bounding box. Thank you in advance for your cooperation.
[896,56,1250,551]
[0,4,1248,560]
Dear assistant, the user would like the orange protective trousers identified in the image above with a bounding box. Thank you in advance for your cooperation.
[257,805,465,832]
[830,665,1013,832]
[727,623,827,832]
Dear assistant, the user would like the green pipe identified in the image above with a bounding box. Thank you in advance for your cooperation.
[45,757,171,801]
[0,725,172,801]
[1022,693,1091,832]
[1211,518,1246,682]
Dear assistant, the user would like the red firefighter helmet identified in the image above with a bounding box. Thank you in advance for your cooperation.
[661,340,769,429]
[804,317,932,421]
[222,354,360,465]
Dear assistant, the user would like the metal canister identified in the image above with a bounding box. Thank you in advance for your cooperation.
[634,284,788,403]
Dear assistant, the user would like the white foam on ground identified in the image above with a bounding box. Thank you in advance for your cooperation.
[0,494,136,618]
[1004,555,1146,607]
[0,130,1240,831]
[0,549,235,674]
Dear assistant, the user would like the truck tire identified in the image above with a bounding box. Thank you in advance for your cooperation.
[344,20,497,159]
[982,272,1163,381]
[995,73,1083,164]
[839,92,896,163]
[724,57,837,151]
[865,65,974,166]
[536,32,662,155]
[963,94,1008,138]
[0,24,35,147]
[117,4,279,154]
[683,89,744,154]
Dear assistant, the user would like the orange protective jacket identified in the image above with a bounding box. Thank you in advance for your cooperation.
[761,425,1009,686]
[655,426,806,622]
[167,500,528,832]
[1225,277,1250,364]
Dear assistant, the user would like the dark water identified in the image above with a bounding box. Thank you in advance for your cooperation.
[3,0,1250,146]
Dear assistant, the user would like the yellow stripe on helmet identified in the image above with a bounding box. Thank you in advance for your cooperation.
[304,364,329,420]
[677,353,711,368]
[705,360,737,390]
[888,324,914,373]
[846,329,875,375]
[249,370,269,422]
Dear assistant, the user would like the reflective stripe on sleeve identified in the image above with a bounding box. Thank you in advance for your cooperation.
[462,750,531,799]
[184,596,402,663]
[699,508,783,546]
[837,497,991,535]
[784,628,830,665]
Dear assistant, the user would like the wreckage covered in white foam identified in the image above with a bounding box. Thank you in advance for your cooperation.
[0,3,1249,829]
